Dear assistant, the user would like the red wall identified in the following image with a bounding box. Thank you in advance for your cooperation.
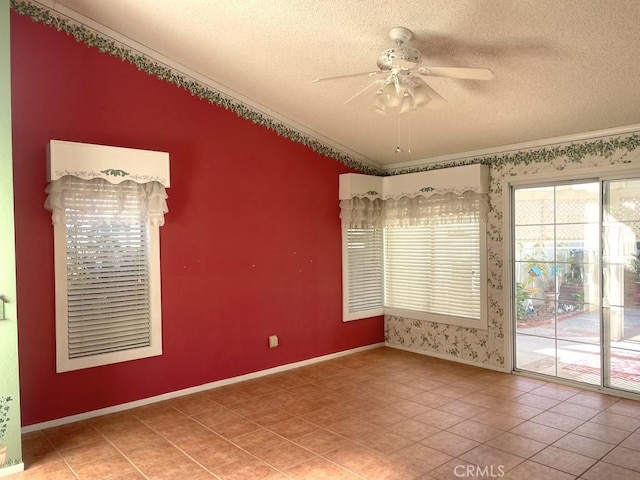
[10,12,383,426]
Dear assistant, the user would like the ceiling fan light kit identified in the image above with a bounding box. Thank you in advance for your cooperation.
[373,73,432,115]
[313,26,494,152]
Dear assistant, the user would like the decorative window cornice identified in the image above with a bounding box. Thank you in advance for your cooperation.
[340,164,489,200]
[48,140,170,186]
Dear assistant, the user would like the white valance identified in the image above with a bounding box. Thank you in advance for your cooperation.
[45,140,170,227]
[48,140,170,186]
[339,164,489,228]
[339,197,384,229]
[340,192,487,228]
[385,191,487,227]
[45,176,168,227]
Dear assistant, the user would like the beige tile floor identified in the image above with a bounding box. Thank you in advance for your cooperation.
[9,347,640,479]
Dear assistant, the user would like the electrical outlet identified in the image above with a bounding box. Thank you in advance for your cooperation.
[268,335,278,348]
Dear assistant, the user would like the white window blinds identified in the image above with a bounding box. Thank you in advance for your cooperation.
[384,214,482,320]
[64,181,152,358]
[344,228,384,318]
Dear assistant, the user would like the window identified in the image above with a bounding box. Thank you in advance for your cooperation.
[342,227,384,320]
[385,214,484,323]
[46,140,169,372]
[340,165,488,329]
[513,177,640,395]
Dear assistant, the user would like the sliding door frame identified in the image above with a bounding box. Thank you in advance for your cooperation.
[505,162,640,400]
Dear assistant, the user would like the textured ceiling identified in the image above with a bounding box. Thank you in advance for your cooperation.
[44,0,640,169]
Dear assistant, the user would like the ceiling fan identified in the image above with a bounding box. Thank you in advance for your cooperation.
[313,27,494,114]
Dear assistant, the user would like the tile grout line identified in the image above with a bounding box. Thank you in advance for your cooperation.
[18,348,640,479]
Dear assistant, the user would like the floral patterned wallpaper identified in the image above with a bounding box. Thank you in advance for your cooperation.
[385,133,640,370]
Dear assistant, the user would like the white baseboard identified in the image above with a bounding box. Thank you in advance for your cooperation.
[22,342,385,433]
[386,342,510,373]
[0,463,24,478]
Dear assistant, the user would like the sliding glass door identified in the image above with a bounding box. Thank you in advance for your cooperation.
[514,178,640,395]
[603,179,640,392]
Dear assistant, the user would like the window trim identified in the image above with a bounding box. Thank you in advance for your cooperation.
[339,165,489,329]
[504,162,640,374]
[47,140,169,373]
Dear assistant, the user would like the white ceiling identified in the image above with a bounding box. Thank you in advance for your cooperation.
[45,0,640,169]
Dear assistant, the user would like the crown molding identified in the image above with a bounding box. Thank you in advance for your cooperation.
[384,124,640,173]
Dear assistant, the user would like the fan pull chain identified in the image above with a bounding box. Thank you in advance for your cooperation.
[395,115,412,154]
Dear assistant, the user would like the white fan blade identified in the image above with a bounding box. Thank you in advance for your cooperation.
[417,66,494,81]
[312,71,384,83]
[417,80,448,109]
[344,80,381,105]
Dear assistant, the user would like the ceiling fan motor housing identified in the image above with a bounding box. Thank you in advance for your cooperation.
[377,46,422,70]
[377,27,422,70]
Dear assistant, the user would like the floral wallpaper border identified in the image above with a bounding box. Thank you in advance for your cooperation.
[10,0,383,176]
[386,133,640,176]
[386,132,640,369]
